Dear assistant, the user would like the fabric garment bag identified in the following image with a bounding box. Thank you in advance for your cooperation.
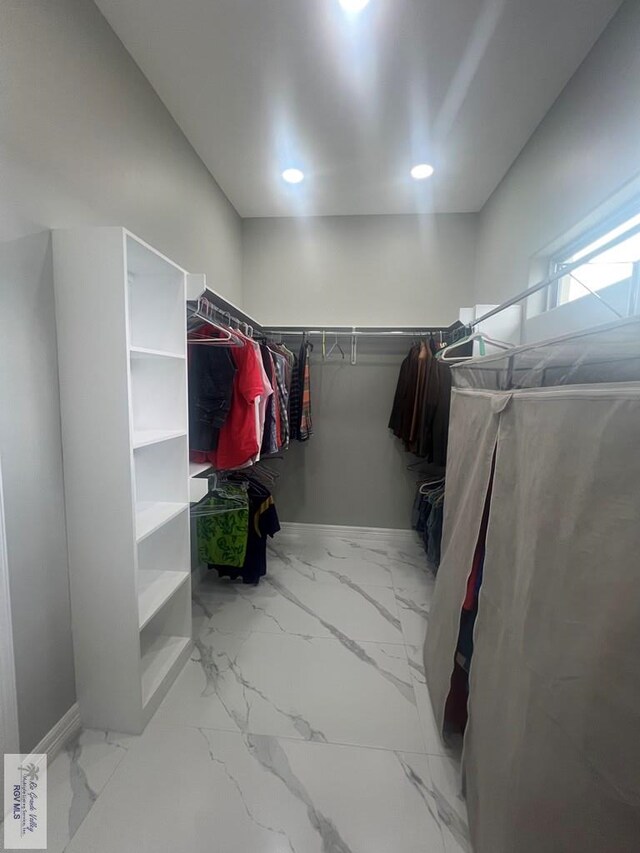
[423,388,501,735]
[464,383,640,853]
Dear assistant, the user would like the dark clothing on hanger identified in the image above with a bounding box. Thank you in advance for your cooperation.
[389,344,452,466]
[412,480,445,570]
[241,482,281,584]
[188,343,237,451]
[388,344,420,444]
[388,348,414,436]
[209,477,280,585]
[289,340,313,441]
[260,344,277,454]
[289,352,302,439]
[298,341,313,441]
[421,359,452,466]
[409,343,431,450]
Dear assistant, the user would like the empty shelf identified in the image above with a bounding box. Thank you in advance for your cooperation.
[136,502,188,542]
[138,570,189,630]
[133,429,187,449]
[130,346,185,360]
[141,635,190,707]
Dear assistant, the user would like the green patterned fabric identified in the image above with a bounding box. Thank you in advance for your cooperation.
[197,485,249,567]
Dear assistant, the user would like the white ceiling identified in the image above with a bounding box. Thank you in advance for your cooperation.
[95,0,621,217]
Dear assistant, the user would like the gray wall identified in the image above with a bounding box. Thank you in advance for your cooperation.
[242,214,478,326]
[474,0,640,305]
[243,214,477,529]
[0,233,76,752]
[273,339,423,529]
[0,0,242,751]
[0,0,242,299]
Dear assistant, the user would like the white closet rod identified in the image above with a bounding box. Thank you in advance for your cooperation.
[262,326,462,338]
[262,326,468,364]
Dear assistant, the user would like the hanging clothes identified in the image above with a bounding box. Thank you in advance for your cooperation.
[196,484,250,567]
[269,348,291,449]
[389,342,452,465]
[188,306,313,474]
[298,340,313,441]
[207,474,281,585]
[241,479,281,584]
[253,337,274,464]
[418,357,452,465]
[210,335,265,469]
[409,342,431,450]
[260,344,279,455]
[271,342,295,448]
[289,339,313,442]
[412,480,446,571]
[187,332,237,452]
[388,345,416,439]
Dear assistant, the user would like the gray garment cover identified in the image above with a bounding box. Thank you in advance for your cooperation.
[423,389,500,732]
[425,380,640,852]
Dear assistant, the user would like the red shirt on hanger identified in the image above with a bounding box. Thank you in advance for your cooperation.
[213,334,265,470]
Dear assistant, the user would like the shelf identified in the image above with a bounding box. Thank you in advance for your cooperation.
[133,429,187,449]
[127,234,186,355]
[54,227,192,735]
[130,346,185,360]
[136,501,188,542]
[189,461,213,477]
[138,570,189,630]
[141,635,191,707]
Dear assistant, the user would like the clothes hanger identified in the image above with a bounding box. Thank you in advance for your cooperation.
[189,479,248,517]
[324,332,345,360]
[419,478,445,495]
[187,298,244,347]
[439,331,513,362]
[188,320,242,347]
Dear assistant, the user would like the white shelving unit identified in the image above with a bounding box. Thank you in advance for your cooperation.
[53,227,193,734]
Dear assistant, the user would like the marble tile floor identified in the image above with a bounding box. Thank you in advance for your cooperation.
[8,527,470,853]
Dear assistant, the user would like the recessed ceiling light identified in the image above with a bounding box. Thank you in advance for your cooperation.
[411,163,434,180]
[282,168,304,184]
[339,0,371,13]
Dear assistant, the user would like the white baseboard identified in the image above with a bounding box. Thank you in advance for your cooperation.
[32,702,81,763]
[279,521,418,543]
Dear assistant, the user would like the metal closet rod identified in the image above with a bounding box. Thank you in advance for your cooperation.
[262,325,462,338]
[472,219,640,328]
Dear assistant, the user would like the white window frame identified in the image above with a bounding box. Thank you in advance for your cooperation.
[548,198,640,312]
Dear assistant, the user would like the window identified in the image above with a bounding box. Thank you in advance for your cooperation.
[551,206,640,308]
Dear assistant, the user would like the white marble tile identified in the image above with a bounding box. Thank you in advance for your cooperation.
[267,533,396,588]
[387,546,436,592]
[395,585,432,645]
[152,631,248,732]
[66,725,446,853]
[194,570,404,644]
[38,729,136,853]
[47,527,466,853]
[405,642,428,685]
[156,628,423,752]
[268,530,436,594]
[427,755,471,852]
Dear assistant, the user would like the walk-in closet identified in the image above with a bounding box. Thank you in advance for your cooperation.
[1,1,639,851]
